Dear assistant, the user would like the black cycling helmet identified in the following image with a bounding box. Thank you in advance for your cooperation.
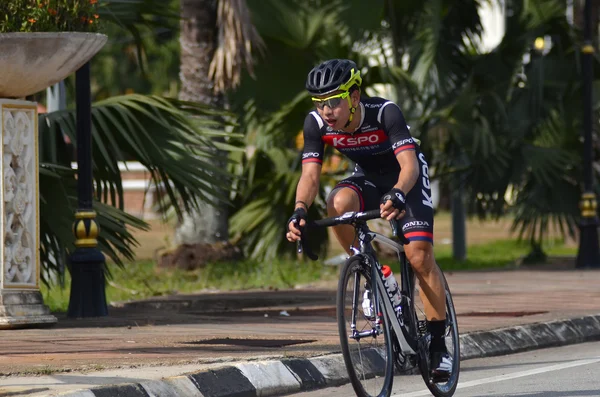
[305,59,362,96]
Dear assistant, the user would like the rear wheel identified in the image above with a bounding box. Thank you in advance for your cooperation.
[337,256,394,397]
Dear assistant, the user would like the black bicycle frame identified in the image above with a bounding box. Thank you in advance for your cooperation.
[298,209,419,354]
[351,220,418,355]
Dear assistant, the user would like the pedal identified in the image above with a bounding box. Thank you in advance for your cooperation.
[417,320,427,335]
[430,370,450,384]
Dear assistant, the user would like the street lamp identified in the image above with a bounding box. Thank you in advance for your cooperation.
[67,62,109,317]
[576,0,600,268]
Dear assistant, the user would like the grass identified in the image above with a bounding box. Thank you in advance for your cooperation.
[41,211,578,312]
[41,258,339,313]
[42,237,577,313]
[433,238,577,271]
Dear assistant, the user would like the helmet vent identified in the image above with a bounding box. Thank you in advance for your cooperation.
[323,69,332,85]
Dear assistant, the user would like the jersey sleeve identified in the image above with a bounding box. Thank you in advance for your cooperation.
[380,102,416,156]
[301,113,324,165]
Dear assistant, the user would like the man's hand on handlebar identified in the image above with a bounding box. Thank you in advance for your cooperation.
[380,188,407,221]
[286,207,307,242]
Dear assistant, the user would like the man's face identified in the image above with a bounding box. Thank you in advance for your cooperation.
[314,89,360,130]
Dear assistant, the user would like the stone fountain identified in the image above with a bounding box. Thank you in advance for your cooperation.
[0,32,107,328]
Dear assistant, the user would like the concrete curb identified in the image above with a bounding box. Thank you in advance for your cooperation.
[54,313,600,397]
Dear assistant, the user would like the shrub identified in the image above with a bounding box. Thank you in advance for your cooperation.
[0,0,101,33]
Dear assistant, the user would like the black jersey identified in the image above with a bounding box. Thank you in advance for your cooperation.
[301,97,418,174]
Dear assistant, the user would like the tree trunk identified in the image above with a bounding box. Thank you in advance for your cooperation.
[177,0,228,245]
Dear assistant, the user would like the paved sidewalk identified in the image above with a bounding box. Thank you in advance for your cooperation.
[0,265,599,396]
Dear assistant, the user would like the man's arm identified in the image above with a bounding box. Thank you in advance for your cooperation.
[394,150,419,194]
[380,102,419,220]
[287,114,324,241]
[287,163,321,242]
[295,162,321,211]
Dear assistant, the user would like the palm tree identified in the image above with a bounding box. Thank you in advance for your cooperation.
[223,0,484,260]
[225,0,597,262]
[227,0,413,260]
[61,0,595,268]
[39,0,238,284]
[412,0,594,257]
[175,0,263,247]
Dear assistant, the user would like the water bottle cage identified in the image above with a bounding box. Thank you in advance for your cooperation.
[394,305,404,326]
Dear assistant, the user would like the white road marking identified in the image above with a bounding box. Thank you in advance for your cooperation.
[396,357,600,397]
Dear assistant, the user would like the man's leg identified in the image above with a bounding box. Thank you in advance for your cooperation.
[404,240,452,380]
[403,241,446,320]
[327,187,360,255]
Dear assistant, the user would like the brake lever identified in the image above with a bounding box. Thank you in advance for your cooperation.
[389,219,399,237]
[296,223,319,261]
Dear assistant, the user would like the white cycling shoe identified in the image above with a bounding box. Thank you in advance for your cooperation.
[430,351,452,383]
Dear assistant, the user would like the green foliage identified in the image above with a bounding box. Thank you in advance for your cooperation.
[429,238,574,271]
[96,0,180,77]
[36,0,181,107]
[42,258,340,312]
[92,22,180,98]
[418,0,589,249]
[92,0,181,98]
[32,0,242,288]
[41,237,577,312]
[38,163,148,286]
[0,0,100,32]
[39,94,237,283]
[33,0,596,283]
[225,0,595,261]
[228,0,412,260]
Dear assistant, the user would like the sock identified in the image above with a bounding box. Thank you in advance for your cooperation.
[427,320,448,353]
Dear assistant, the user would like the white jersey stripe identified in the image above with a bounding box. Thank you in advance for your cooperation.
[310,111,324,129]
[377,101,395,124]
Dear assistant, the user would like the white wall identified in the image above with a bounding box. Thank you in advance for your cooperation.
[477,0,506,53]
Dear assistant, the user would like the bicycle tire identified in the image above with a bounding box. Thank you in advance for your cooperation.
[337,256,394,397]
[417,271,460,397]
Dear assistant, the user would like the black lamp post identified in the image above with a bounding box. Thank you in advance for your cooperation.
[67,62,109,317]
[576,0,600,269]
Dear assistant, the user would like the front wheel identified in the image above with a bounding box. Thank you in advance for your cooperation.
[337,256,394,397]
[417,271,460,397]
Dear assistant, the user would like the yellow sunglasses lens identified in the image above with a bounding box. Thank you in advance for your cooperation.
[312,92,349,109]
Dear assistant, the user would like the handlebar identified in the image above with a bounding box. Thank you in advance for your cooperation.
[296,209,410,261]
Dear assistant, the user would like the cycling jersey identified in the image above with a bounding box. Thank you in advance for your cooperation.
[301,97,417,174]
[301,96,434,243]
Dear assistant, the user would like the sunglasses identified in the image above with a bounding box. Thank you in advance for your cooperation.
[312,91,350,110]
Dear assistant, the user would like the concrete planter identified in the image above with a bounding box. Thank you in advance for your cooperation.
[0,32,107,98]
[0,32,107,328]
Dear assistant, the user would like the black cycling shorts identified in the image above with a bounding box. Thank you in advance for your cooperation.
[330,164,434,244]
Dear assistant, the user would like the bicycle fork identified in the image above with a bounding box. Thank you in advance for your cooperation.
[349,273,380,340]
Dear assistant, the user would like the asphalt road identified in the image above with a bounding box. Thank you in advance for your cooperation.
[285,340,600,397]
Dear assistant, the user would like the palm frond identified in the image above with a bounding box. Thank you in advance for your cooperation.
[98,0,179,73]
[229,168,329,260]
[39,94,238,220]
[523,0,566,28]
[209,0,266,93]
[395,0,485,95]
[248,0,342,49]
[39,163,149,286]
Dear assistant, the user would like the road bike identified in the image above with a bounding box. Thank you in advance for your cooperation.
[298,209,460,397]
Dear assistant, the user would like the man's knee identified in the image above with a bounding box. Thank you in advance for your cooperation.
[407,242,435,274]
[327,188,360,215]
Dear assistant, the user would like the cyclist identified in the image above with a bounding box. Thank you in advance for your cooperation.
[286,59,452,382]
